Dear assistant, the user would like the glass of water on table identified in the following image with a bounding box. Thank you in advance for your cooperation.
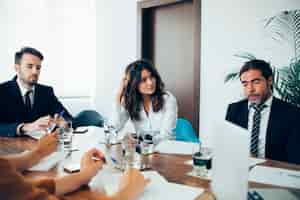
[192,143,212,177]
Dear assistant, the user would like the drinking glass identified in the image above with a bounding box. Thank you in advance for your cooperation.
[192,143,211,177]
[122,133,141,170]
[140,131,155,155]
[103,118,118,145]
[63,120,73,153]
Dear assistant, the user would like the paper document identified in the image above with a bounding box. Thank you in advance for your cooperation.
[141,182,203,200]
[249,166,300,189]
[249,157,265,168]
[90,168,203,200]
[155,140,198,155]
[29,151,64,171]
[25,130,46,140]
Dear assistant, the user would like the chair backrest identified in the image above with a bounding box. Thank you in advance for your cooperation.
[174,118,199,143]
[73,110,104,128]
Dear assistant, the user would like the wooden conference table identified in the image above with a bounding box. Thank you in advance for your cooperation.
[0,129,299,199]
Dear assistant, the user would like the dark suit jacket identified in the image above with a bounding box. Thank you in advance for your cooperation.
[0,79,72,137]
[226,97,300,165]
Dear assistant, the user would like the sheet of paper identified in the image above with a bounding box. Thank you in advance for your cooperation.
[90,168,203,200]
[249,157,265,168]
[141,182,203,200]
[29,151,64,171]
[89,166,123,195]
[154,140,198,155]
[249,166,300,189]
[211,121,249,200]
[25,130,46,140]
[142,171,168,183]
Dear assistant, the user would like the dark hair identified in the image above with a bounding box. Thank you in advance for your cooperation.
[124,59,165,121]
[15,47,44,64]
[239,59,273,80]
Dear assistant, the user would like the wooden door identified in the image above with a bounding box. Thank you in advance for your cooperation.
[137,0,201,134]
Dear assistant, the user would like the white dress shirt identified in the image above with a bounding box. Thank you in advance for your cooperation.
[111,91,178,144]
[248,96,273,158]
[16,78,35,107]
[16,78,36,135]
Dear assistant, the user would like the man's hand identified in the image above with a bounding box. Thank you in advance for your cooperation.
[80,148,105,180]
[23,115,53,132]
[118,168,150,200]
[33,131,58,158]
[54,113,68,129]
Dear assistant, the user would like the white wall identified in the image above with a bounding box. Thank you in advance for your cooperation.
[2,0,297,139]
[0,0,96,116]
[95,0,137,118]
[200,0,300,147]
[94,0,300,145]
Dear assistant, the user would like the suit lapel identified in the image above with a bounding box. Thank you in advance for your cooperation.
[240,101,249,129]
[265,97,279,157]
[10,80,27,114]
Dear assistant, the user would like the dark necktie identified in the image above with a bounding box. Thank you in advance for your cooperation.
[250,103,266,157]
[25,90,32,112]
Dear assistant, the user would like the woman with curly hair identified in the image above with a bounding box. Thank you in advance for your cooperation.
[111,59,178,144]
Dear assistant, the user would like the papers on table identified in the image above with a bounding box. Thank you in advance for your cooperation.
[142,181,202,200]
[29,151,64,171]
[90,168,203,200]
[249,157,265,168]
[154,140,198,155]
[25,130,46,140]
[249,166,300,189]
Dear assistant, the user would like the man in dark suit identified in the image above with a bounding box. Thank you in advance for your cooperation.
[0,47,72,137]
[226,59,300,164]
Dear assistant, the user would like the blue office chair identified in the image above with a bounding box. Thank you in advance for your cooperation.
[174,118,200,143]
[73,110,104,128]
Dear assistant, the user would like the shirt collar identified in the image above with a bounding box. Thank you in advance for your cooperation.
[248,95,273,110]
[16,77,35,97]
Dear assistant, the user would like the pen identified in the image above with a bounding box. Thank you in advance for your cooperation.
[47,123,57,133]
[59,110,65,117]
[47,110,65,133]
[92,156,106,163]
[111,157,118,164]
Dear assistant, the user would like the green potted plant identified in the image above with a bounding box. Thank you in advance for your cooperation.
[225,10,300,107]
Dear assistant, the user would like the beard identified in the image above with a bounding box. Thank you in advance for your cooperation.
[248,94,262,105]
[20,76,38,87]
[248,92,271,105]
[28,77,38,85]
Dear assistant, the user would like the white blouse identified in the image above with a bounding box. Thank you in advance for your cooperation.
[110,91,178,143]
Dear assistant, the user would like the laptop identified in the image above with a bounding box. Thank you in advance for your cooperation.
[211,120,250,200]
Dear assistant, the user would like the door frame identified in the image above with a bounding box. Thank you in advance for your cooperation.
[137,0,201,134]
